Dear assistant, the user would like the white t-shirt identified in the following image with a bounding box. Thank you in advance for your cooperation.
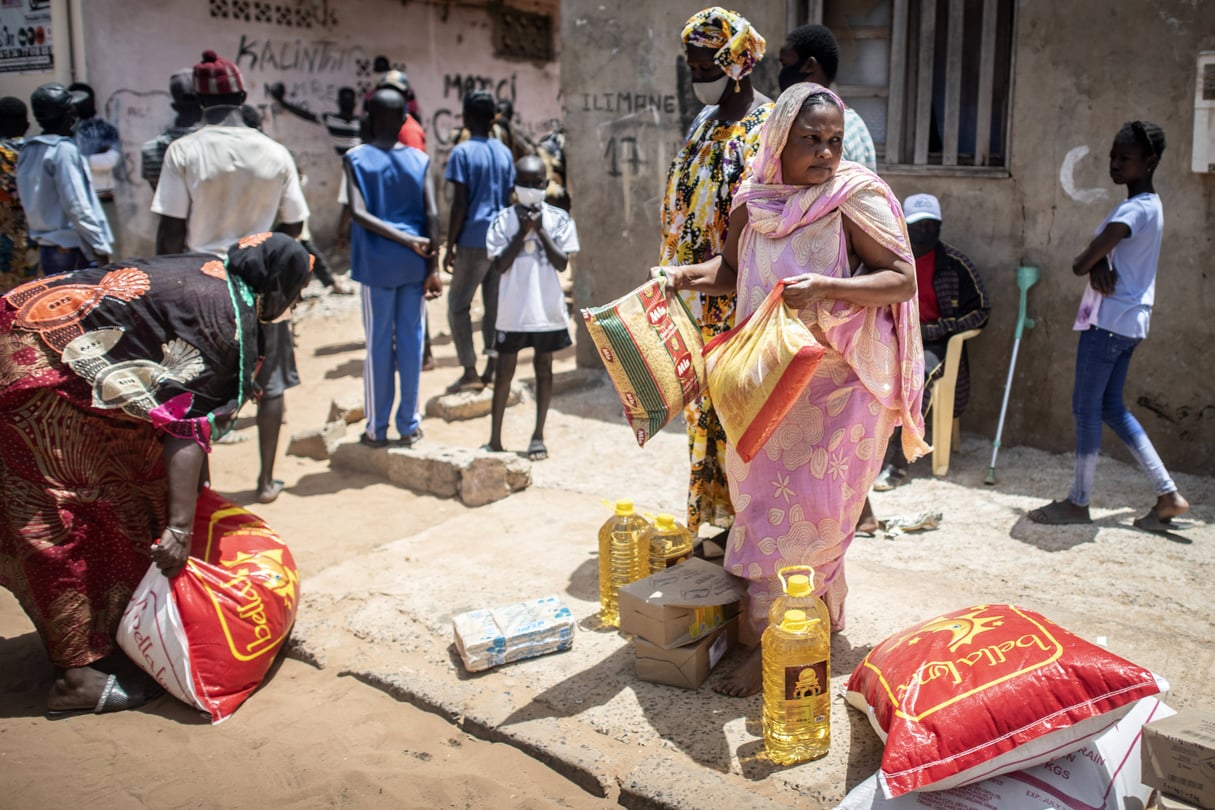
[486,203,579,332]
[1096,192,1162,339]
[151,124,309,258]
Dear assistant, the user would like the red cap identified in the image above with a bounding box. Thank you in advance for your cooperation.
[193,50,244,96]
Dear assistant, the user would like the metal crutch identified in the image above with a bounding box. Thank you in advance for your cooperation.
[985,265,1039,485]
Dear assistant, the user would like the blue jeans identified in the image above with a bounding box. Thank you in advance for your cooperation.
[38,245,91,276]
[1068,327,1175,506]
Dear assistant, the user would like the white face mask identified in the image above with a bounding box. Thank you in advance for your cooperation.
[515,186,546,207]
[693,76,730,106]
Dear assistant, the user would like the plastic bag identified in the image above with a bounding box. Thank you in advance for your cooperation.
[581,275,704,447]
[117,488,299,723]
[703,282,825,462]
[836,696,1173,809]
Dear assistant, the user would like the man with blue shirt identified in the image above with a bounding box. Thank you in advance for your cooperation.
[443,89,515,393]
[340,88,442,448]
[16,83,112,274]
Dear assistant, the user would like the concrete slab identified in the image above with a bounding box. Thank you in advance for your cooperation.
[294,386,1215,809]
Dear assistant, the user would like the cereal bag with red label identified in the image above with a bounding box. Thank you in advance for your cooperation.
[117,488,299,724]
[581,275,704,447]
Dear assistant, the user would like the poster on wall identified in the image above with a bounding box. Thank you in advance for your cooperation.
[0,0,53,73]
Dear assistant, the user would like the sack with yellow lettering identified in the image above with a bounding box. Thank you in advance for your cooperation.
[844,604,1166,798]
[703,282,825,462]
[117,488,299,724]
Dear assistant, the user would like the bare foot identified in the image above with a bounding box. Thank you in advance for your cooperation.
[1156,491,1189,521]
[713,645,762,698]
[47,665,110,712]
[855,497,878,535]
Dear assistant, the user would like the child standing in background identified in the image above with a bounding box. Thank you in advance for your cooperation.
[484,155,579,461]
[1029,120,1188,532]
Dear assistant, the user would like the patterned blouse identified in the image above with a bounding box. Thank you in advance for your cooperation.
[658,102,773,269]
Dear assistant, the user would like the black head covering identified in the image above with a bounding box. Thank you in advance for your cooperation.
[225,233,312,321]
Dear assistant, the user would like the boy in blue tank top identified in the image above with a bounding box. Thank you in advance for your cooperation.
[340,88,443,448]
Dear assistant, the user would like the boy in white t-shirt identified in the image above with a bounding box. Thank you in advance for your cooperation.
[484,155,579,460]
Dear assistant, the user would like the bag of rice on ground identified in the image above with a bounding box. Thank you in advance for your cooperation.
[581,276,704,447]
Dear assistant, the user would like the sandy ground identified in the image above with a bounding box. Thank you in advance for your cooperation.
[0,282,616,810]
[1,278,1211,808]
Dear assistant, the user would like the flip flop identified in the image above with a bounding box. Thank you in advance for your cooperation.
[46,672,162,719]
[256,479,285,504]
[527,439,548,461]
[1027,500,1092,525]
[1132,509,1179,533]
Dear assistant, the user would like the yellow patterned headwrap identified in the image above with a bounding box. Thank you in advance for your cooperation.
[681,7,766,83]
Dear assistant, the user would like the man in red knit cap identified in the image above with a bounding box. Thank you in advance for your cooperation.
[152,49,310,504]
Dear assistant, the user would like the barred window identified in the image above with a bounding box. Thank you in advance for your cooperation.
[795,0,1015,172]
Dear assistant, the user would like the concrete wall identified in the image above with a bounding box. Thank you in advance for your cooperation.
[67,0,560,258]
[562,0,1215,473]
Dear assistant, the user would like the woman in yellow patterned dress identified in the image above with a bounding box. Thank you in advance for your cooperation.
[659,7,772,535]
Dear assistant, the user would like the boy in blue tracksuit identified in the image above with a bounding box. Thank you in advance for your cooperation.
[340,88,443,447]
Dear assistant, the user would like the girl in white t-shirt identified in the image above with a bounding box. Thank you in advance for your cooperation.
[1030,120,1188,532]
[483,156,580,460]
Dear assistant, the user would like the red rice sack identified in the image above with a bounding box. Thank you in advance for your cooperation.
[581,276,703,447]
[837,695,1174,810]
[118,488,299,724]
[703,282,824,462]
[845,604,1166,798]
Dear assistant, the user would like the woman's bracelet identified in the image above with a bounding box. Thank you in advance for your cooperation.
[165,526,193,541]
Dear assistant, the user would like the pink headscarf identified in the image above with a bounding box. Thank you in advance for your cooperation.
[731,82,930,462]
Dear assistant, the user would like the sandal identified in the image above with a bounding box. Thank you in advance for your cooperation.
[1027,499,1091,525]
[46,672,162,719]
[527,439,548,461]
[396,427,424,448]
[1132,508,1175,533]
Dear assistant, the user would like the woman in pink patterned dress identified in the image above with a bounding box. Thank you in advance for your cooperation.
[661,83,929,696]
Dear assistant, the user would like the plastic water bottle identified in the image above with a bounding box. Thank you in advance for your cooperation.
[646,513,694,574]
[597,500,651,627]
[762,609,831,765]
[768,565,831,630]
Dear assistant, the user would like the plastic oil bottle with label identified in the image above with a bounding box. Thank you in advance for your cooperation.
[768,565,831,630]
[597,500,651,627]
[762,608,831,765]
[646,513,694,574]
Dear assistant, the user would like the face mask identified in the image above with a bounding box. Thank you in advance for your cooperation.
[693,76,730,106]
[778,64,805,92]
[515,186,545,207]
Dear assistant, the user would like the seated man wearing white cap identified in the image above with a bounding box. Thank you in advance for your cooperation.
[874,193,991,490]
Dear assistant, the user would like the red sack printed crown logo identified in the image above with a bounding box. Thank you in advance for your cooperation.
[117,489,300,723]
[845,603,1164,798]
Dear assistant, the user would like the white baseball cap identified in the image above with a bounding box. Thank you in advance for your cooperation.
[903,193,942,224]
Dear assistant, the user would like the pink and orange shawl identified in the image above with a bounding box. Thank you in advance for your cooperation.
[723,83,929,635]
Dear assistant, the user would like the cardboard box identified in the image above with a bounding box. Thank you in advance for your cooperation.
[618,557,747,649]
[1142,709,1215,810]
[634,617,737,689]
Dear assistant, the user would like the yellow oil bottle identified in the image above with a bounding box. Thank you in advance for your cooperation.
[762,609,831,765]
[597,500,651,627]
[768,565,830,630]
[646,513,694,574]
